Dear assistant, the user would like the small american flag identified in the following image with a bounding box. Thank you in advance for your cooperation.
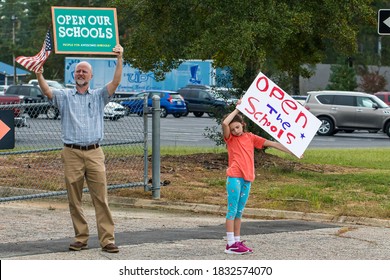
[16,29,53,73]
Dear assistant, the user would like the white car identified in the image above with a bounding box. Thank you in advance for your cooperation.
[211,87,239,105]
[104,102,126,121]
[28,79,66,89]
[0,85,9,95]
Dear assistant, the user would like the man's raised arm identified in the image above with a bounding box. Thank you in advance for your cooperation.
[106,44,124,96]
[36,71,53,100]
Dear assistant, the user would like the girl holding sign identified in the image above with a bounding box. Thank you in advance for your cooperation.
[222,100,296,255]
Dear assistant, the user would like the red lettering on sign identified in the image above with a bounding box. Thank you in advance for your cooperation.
[256,76,269,92]
[295,111,308,129]
[281,99,297,115]
[242,97,297,145]
[269,86,284,100]
[286,132,296,144]
[245,96,260,114]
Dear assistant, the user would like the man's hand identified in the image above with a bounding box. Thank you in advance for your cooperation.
[113,44,123,58]
[35,66,44,74]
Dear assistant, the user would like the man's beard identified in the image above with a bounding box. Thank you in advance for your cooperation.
[76,79,88,87]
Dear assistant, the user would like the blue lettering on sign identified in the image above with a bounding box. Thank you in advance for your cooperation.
[126,71,155,83]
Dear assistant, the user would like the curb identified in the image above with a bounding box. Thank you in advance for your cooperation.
[109,197,390,228]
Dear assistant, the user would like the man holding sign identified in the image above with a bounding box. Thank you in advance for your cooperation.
[35,44,124,253]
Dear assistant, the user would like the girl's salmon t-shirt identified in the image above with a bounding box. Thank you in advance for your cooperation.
[224,132,266,182]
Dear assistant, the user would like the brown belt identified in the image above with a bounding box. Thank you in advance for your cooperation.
[64,143,100,150]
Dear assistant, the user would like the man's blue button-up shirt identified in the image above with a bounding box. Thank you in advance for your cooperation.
[51,86,111,146]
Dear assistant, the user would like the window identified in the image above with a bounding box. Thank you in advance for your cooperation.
[30,88,42,98]
[376,95,385,102]
[316,95,334,104]
[199,90,210,99]
[19,87,31,97]
[5,87,18,95]
[185,91,198,98]
[333,95,355,106]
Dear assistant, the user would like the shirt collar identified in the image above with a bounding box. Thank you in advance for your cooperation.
[72,88,91,96]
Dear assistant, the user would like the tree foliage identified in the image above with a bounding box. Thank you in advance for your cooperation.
[358,66,387,93]
[111,0,375,91]
[110,0,375,143]
[326,63,358,91]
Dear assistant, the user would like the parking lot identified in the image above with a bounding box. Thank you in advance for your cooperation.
[13,114,390,149]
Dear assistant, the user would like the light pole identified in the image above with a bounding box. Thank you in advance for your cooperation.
[11,15,17,85]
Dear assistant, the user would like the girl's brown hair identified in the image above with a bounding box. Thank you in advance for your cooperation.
[222,113,247,131]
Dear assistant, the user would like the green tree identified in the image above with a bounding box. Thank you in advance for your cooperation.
[111,0,374,91]
[110,0,374,143]
[326,63,358,91]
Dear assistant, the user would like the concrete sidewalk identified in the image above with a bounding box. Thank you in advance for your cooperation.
[1,198,390,260]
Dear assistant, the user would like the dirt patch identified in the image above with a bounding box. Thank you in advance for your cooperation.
[113,151,363,204]
[158,151,356,180]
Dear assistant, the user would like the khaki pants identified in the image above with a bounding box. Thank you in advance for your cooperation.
[62,146,115,247]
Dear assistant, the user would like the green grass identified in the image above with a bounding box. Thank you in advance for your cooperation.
[271,147,390,169]
[246,147,390,218]
[3,144,390,219]
[155,146,390,218]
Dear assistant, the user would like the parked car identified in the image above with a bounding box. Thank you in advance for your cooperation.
[104,102,126,121]
[374,92,390,106]
[0,95,28,127]
[291,95,308,105]
[304,90,390,137]
[4,84,59,119]
[210,87,240,105]
[177,84,228,117]
[120,90,187,118]
[0,85,9,95]
[28,79,66,89]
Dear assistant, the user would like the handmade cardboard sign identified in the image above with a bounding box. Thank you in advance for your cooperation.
[236,72,321,158]
[51,6,119,55]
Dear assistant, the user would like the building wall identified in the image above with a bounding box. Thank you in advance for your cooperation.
[299,64,390,94]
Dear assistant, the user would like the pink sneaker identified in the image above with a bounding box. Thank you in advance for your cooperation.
[224,242,249,255]
[238,240,253,253]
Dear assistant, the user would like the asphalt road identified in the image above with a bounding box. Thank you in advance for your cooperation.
[1,198,390,280]
[13,113,390,148]
[1,198,390,261]
[149,114,390,148]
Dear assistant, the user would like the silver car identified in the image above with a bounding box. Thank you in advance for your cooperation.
[304,90,390,137]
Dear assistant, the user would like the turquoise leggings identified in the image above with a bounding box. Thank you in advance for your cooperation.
[226,177,251,220]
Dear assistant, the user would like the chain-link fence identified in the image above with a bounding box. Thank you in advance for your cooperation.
[0,96,148,203]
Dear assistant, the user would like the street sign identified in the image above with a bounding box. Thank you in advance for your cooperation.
[0,110,15,149]
[378,9,390,35]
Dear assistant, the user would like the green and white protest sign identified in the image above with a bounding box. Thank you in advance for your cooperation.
[51,6,119,54]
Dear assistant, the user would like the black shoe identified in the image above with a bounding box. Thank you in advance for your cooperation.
[102,243,119,253]
[69,241,88,251]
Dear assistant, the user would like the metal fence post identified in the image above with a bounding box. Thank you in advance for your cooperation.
[143,94,149,191]
[151,95,161,199]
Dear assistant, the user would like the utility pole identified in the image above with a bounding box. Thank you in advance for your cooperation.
[378,36,382,66]
[11,15,18,85]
